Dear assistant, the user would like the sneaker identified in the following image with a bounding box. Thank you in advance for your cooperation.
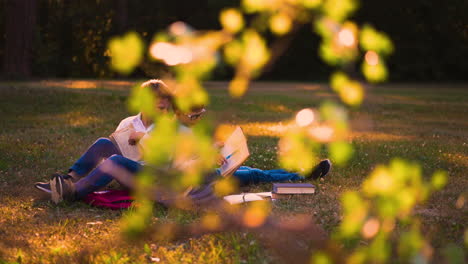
[34,173,72,194]
[308,159,332,180]
[50,174,76,204]
[35,181,52,194]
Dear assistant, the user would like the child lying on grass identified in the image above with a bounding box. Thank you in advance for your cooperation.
[175,106,332,185]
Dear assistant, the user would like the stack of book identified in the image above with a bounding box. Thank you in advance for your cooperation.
[272,183,316,199]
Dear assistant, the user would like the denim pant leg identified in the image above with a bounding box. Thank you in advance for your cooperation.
[74,154,141,199]
[233,166,304,185]
[69,137,121,177]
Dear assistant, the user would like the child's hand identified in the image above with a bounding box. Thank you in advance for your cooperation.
[214,141,224,148]
[217,155,228,166]
[128,131,145,145]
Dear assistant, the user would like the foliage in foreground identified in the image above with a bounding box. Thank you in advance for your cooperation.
[99,0,468,263]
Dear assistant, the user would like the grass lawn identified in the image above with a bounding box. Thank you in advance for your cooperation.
[0,80,466,263]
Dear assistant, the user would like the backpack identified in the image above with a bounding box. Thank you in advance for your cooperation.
[83,189,133,210]
[83,184,218,209]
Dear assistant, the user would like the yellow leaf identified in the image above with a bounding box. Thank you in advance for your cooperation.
[339,81,363,106]
[229,76,250,98]
[302,0,322,9]
[360,25,393,55]
[108,32,144,75]
[431,170,447,190]
[270,13,292,35]
[322,0,359,22]
[362,61,388,83]
[329,141,353,166]
[242,30,270,70]
[220,8,244,33]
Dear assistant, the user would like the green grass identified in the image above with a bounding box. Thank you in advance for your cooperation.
[0,80,467,263]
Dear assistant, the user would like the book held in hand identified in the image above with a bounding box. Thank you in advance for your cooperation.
[272,183,316,194]
[109,124,141,161]
[219,126,250,176]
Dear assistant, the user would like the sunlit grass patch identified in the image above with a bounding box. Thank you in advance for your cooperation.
[0,81,467,263]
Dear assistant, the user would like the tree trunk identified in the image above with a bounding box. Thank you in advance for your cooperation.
[114,0,128,34]
[2,0,37,79]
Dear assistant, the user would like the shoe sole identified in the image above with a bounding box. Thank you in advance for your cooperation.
[321,159,332,177]
[50,176,63,204]
[34,184,52,194]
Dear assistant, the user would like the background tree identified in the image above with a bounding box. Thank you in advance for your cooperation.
[2,0,37,78]
[1,0,467,81]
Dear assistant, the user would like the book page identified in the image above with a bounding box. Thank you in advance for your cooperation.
[110,124,141,161]
[219,126,250,176]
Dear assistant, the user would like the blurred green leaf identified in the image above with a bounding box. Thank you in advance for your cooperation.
[328,141,353,166]
[128,84,156,116]
[322,0,359,22]
[359,25,393,55]
[431,170,447,190]
[108,32,144,75]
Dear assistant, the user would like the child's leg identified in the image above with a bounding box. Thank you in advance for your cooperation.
[233,167,304,185]
[69,138,121,179]
[74,154,141,199]
[264,169,290,174]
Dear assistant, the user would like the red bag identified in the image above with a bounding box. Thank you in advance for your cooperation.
[83,189,133,209]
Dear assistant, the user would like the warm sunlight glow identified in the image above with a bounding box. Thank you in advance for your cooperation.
[220,8,244,33]
[270,13,292,35]
[243,30,270,69]
[338,28,355,47]
[309,125,334,142]
[362,218,380,239]
[363,167,395,195]
[65,111,100,127]
[213,178,237,196]
[243,203,269,228]
[215,124,237,143]
[201,213,221,230]
[150,42,193,66]
[219,122,295,138]
[295,108,315,127]
[365,50,379,66]
[169,21,190,36]
[229,76,249,97]
[303,0,322,8]
[340,82,363,105]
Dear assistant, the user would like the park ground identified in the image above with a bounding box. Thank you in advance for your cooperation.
[0,80,467,263]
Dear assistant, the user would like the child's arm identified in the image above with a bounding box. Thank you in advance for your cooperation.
[213,141,227,165]
[128,131,146,145]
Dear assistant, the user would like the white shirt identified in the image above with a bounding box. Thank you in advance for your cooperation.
[115,114,195,162]
[115,113,154,134]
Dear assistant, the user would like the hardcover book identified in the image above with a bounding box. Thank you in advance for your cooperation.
[109,124,141,161]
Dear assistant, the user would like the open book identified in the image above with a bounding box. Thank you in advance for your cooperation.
[219,126,250,176]
[223,192,272,205]
[109,124,141,161]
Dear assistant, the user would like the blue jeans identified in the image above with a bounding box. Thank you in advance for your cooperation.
[74,154,142,198]
[233,166,303,186]
[69,138,303,198]
[69,137,122,177]
[68,138,142,198]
